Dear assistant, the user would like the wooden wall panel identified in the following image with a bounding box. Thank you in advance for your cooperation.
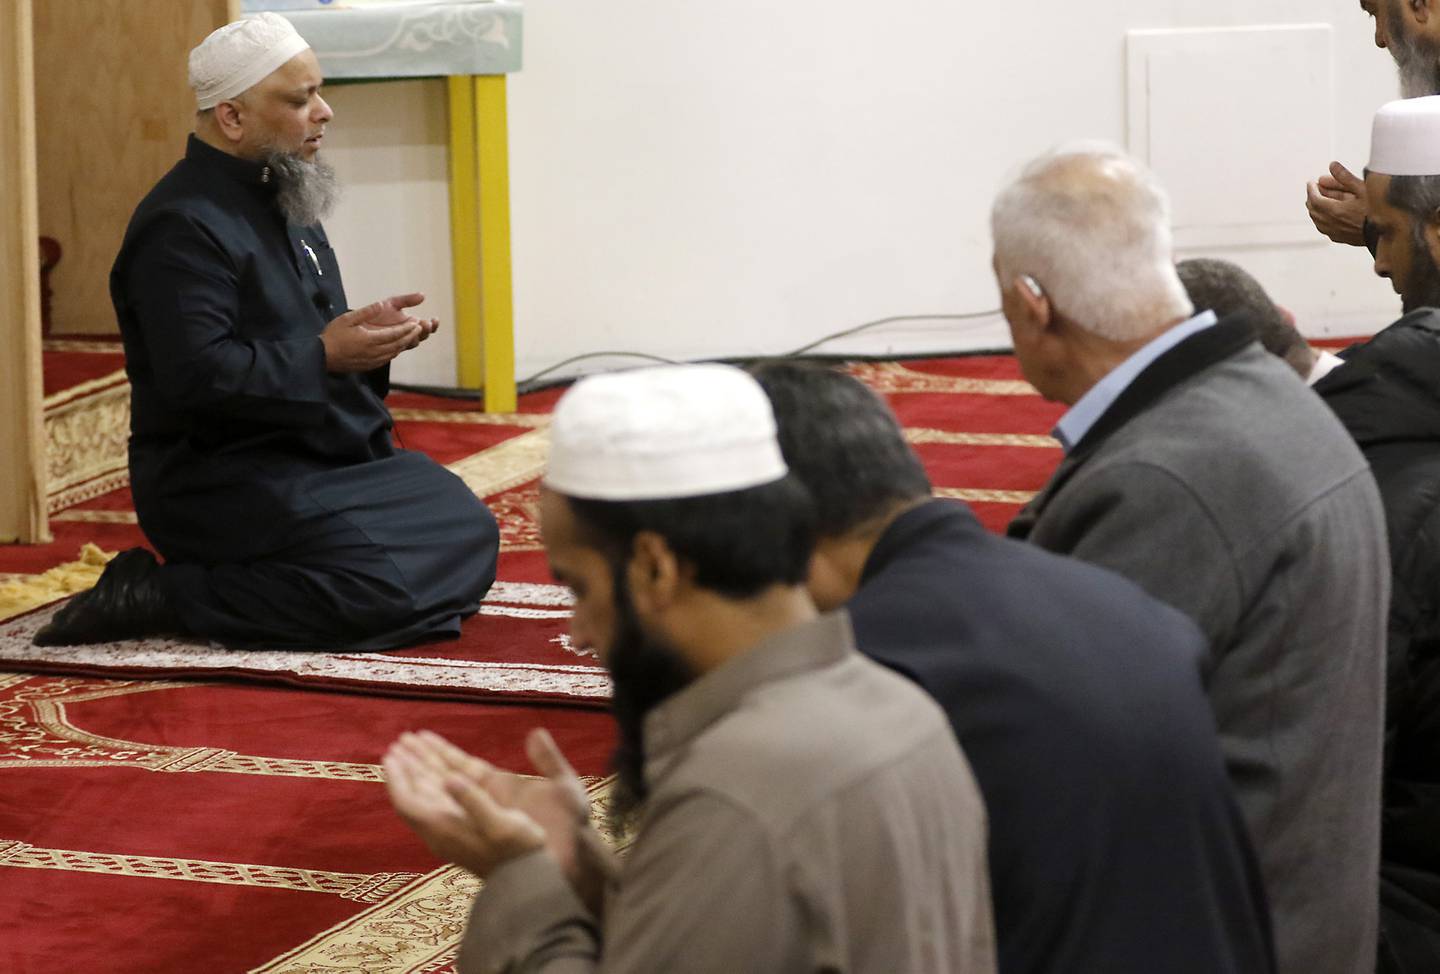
[34,0,237,335]
[0,0,49,543]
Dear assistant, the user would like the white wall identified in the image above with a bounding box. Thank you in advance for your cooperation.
[322,1,1401,388]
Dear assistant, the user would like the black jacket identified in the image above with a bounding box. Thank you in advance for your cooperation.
[1315,311,1440,971]
[849,499,1275,974]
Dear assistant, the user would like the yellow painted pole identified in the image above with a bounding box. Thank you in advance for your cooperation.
[473,75,516,413]
[447,74,517,412]
[446,75,485,393]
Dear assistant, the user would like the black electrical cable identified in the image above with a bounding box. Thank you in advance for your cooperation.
[781,310,1003,357]
[391,309,1005,399]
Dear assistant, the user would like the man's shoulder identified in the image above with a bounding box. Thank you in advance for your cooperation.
[125,160,239,237]
[1089,345,1364,483]
[667,653,967,819]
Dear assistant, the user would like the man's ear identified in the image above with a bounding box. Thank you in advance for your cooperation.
[212,100,246,143]
[1413,0,1433,27]
[625,531,681,617]
[1010,274,1053,335]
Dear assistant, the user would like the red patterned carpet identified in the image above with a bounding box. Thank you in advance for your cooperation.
[1,350,1071,973]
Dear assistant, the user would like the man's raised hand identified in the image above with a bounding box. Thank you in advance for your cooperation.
[382,730,593,884]
[370,292,440,351]
[320,300,422,372]
[1306,161,1369,247]
[383,731,547,879]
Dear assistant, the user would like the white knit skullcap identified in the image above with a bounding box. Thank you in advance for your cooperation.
[545,364,789,501]
[1369,96,1440,176]
[189,13,311,111]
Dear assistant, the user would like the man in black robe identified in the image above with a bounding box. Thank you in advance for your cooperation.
[751,361,1276,974]
[36,14,498,650]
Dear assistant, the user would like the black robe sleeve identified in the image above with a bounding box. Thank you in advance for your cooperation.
[125,211,331,428]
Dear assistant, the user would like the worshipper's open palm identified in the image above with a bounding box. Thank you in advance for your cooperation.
[382,730,592,883]
[320,300,425,372]
[383,731,548,878]
[370,291,439,350]
[1306,161,1368,247]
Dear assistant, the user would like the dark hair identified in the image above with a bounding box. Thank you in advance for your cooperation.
[748,360,931,537]
[1388,174,1440,258]
[565,475,817,599]
[1175,258,1309,371]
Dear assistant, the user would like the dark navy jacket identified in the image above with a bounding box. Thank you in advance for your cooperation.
[849,499,1275,974]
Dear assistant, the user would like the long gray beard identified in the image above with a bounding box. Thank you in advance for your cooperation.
[265,150,340,227]
[1388,2,1440,97]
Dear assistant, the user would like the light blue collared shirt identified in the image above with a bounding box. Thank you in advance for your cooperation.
[1052,310,1218,453]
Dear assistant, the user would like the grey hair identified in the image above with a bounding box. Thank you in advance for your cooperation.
[991,141,1193,341]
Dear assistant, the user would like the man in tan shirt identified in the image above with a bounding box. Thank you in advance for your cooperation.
[384,363,996,973]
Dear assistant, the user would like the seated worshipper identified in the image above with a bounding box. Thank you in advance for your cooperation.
[1176,258,1344,385]
[383,364,997,974]
[750,360,1275,974]
[1309,95,1440,974]
[35,14,498,650]
[995,143,1388,974]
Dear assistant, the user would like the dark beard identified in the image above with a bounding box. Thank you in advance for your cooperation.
[1389,0,1440,97]
[604,570,695,833]
[1402,222,1440,313]
[264,148,340,227]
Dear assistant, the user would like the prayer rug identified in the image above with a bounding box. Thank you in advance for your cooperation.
[0,670,618,974]
[1,354,1071,704]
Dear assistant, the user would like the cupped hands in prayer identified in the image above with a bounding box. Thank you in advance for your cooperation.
[321,292,440,372]
[383,728,594,885]
[1306,161,1369,248]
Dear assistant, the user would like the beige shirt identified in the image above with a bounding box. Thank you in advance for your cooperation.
[458,610,995,974]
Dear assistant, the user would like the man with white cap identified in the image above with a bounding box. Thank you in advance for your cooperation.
[996,142,1388,974]
[35,14,500,649]
[1308,94,1440,974]
[383,363,997,973]
[1306,1,1440,247]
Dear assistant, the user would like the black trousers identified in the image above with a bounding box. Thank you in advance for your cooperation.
[151,451,498,651]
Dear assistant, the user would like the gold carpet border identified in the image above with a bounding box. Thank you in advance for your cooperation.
[0,678,383,781]
[906,429,1058,449]
[254,778,619,974]
[43,369,128,411]
[0,839,420,903]
[849,361,1039,396]
[48,469,131,514]
[43,339,126,355]
[50,510,139,524]
[252,865,478,974]
[446,428,550,499]
[45,383,130,502]
[390,408,549,428]
[934,487,1038,505]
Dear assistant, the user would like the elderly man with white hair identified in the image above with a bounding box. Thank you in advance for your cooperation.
[383,363,996,973]
[35,14,500,649]
[997,144,1388,974]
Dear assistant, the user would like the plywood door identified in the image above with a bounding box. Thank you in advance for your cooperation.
[33,0,238,335]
